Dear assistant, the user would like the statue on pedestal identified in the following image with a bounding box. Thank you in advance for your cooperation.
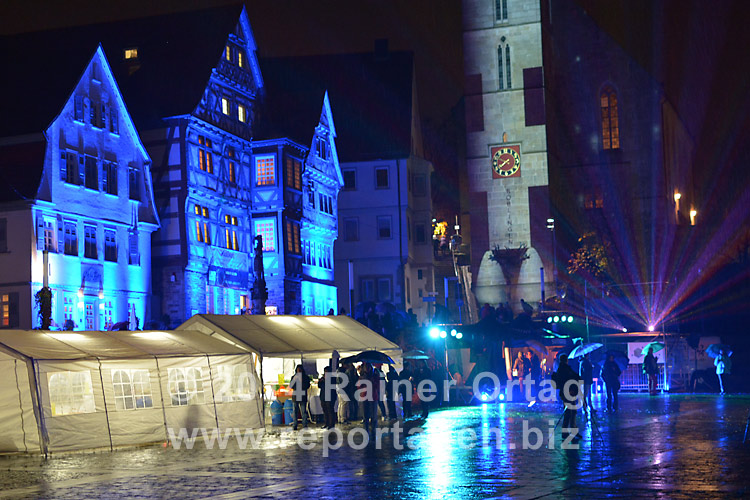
[251,235,268,315]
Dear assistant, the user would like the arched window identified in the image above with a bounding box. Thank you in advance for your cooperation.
[497,41,511,90]
[600,87,620,149]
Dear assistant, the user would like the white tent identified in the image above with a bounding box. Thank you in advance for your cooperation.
[177,315,402,401]
[0,329,262,455]
[177,314,402,359]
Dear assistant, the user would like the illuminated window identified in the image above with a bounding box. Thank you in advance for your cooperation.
[124,48,138,60]
[112,369,153,410]
[63,294,75,327]
[102,300,114,330]
[285,220,301,254]
[227,148,237,184]
[198,136,214,174]
[224,214,239,251]
[238,50,245,68]
[600,87,620,149]
[221,97,230,115]
[255,155,275,186]
[1,294,10,327]
[60,151,79,184]
[47,371,96,416]
[84,225,97,259]
[42,218,55,252]
[195,205,211,245]
[265,305,278,315]
[225,45,231,61]
[238,104,247,123]
[254,219,276,251]
[168,367,205,406]
[104,229,117,262]
[285,157,301,190]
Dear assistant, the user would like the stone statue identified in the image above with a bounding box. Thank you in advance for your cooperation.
[251,235,268,314]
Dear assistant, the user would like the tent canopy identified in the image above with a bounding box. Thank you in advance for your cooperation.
[178,315,402,359]
[0,329,250,361]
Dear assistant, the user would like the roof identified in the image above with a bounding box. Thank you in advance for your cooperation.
[177,314,402,359]
[0,4,246,136]
[258,51,415,162]
[0,329,250,361]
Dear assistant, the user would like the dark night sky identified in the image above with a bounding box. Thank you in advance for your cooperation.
[0,0,464,124]
[3,0,750,221]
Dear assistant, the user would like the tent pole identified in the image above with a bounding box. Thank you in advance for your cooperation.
[206,355,220,429]
[153,356,170,443]
[31,359,48,458]
[13,359,29,453]
[96,358,114,452]
[259,353,265,427]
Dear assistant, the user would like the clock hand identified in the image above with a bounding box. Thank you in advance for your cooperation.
[500,158,510,168]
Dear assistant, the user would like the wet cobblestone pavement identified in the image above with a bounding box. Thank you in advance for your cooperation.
[2,393,750,499]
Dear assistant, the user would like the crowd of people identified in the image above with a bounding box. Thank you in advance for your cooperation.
[287,359,443,432]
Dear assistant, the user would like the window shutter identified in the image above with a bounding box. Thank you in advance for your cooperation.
[60,152,67,181]
[36,215,45,250]
[57,216,64,253]
[78,155,85,185]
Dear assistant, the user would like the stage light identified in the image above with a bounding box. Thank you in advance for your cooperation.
[429,327,440,339]
[648,324,655,332]
[547,317,553,323]
[450,329,457,337]
[567,316,573,323]
[440,330,447,339]
[560,315,567,322]
[553,316,559,323]
[456,332,463,340]
[622,327,628,333]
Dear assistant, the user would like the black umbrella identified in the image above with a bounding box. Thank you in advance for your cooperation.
[340,350,396,365]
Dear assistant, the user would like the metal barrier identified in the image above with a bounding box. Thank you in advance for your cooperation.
[619,364,665,392]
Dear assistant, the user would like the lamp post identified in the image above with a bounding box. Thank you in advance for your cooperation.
[546,218,556,297]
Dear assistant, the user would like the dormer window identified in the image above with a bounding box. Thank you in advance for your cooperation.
[238,51,245,68]
[124,48,138,60]
[221,97,230,116]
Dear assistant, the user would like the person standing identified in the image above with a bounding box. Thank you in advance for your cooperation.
[601,354,621,412]
[643,349,659,395]
[358,363,379,433]
[579,353,594,414]
[345,362,359,421]
[373,365,387,420]
[289,365,310,430]
[552,354,582,441]
[336,364,349,424]
[318,366,337,429]
[715,349,731,394]
[385,367,398,419]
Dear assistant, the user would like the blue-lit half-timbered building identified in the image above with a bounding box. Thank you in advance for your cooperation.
[0,45,159,330]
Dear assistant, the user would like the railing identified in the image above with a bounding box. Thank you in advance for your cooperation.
[619,364,665,392]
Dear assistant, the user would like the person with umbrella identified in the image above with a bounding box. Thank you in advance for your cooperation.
[643,348,659,395]
[552,354,582,442]
[715,349,732,394]
[579,353,595,414]
[602,354,622,412]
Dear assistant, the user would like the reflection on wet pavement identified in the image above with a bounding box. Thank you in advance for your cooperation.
[1,393,749,499]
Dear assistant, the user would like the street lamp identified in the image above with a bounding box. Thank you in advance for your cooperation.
[546,218,557,296]
[689,208,697,226]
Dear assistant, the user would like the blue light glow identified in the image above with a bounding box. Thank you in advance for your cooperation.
[553,315,559,323]
[455,332,463,339]
[440,330,447,339]
[429,327,440,338]
[450,329,457,336]
[567,315,574,323]
[547,317,553,323]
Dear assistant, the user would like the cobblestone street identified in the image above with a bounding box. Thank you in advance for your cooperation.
[2,394,749,499]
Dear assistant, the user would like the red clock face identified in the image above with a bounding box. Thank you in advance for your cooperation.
[491,145,521,178]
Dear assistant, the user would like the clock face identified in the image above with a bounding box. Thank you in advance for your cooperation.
[491,145,521,178]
